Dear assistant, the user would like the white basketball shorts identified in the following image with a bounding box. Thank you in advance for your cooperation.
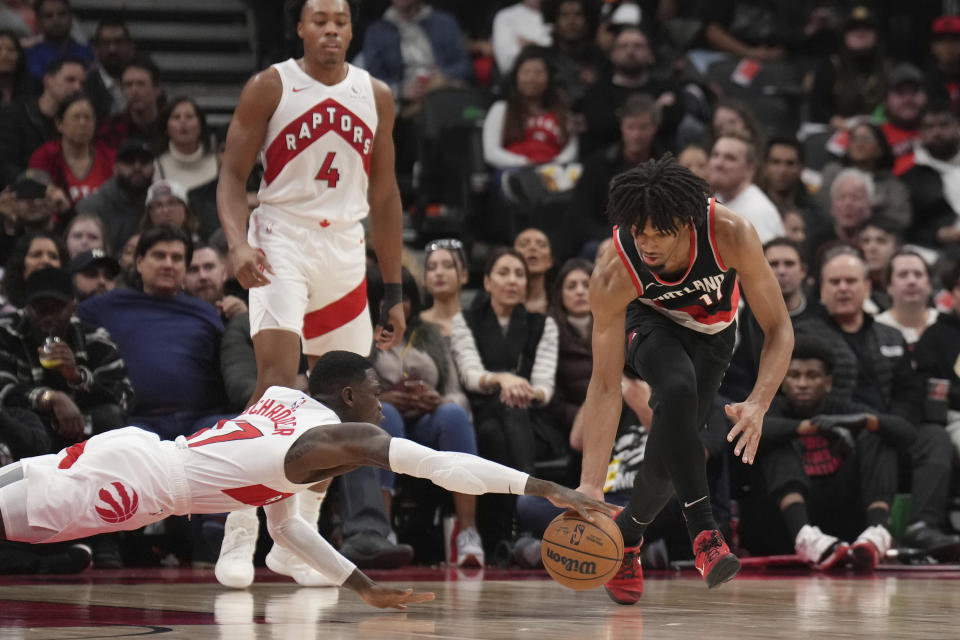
[247,208,373,357]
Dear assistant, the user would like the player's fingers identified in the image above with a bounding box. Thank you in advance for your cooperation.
[724,403,738,418]
[726,422,742,443]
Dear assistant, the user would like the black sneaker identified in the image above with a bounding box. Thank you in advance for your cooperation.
[339,532,414,569]
[902,523,960,562]
[38,543,92,574]
[93,535,124,569]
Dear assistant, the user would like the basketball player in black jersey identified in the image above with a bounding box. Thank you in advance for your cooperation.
[579,155,794,604]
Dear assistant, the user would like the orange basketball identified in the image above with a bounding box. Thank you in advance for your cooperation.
[541,510,624,591]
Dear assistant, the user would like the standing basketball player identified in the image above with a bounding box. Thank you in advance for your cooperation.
[580,155,794,604]
[215,0,407,588]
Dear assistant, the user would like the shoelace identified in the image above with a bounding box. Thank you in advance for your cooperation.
[697,532,723,563]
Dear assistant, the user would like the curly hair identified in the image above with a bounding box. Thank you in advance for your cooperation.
[606,153,711,234]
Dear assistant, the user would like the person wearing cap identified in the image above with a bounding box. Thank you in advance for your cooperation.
[879,63,929,176]
[138,178,199,242]
[76,138,155,255]
[809,5,891,128]
[0,266,132,444]
[71,248,119,301]
[927,15,960,115]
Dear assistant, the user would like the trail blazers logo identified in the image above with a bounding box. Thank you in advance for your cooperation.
[95,482,140,524]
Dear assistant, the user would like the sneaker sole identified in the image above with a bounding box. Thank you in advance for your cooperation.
[705,554,741,588]
[604,585,643,605]
[456,553,483,568]
[816,542,851,571]
[850,543,878,571]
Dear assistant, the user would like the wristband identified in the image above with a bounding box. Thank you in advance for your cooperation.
[379,283,403,327]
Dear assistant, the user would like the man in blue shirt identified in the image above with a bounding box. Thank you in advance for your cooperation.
[25,0,94,81]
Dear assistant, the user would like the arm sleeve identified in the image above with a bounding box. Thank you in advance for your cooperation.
[263,498,357,586]
[530,316,558,403]
[449,312,491,393]
[482,101,530,168]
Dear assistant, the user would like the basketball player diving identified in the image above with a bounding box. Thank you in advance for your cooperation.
[579,156,794,604]
[0,351,615,609]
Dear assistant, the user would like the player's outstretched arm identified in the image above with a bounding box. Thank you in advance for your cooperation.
[714,205,794,465]
[262,497,435,610]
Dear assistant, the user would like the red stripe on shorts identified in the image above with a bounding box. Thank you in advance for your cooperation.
[58,440,88,469]
[302,279,368,340]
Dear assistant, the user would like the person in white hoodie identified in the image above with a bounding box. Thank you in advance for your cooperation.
[492,0,552,75]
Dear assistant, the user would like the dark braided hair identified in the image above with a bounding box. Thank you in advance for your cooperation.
[606,153,711,235]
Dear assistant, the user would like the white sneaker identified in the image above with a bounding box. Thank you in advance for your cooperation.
[851,525,892,571]
[265,545,339,587]
[456,527,484,567]
[794,524,849,570]
[215,509,259,589]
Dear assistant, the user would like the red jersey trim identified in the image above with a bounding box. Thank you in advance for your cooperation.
[613,225,644,296]
[263,97,373,185]
[707,198,729,271]
[649,280,740,325]
[302,279,368,340]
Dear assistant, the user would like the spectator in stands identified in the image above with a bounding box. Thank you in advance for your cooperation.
[77,225,230,440]
[419,238,468,338]
[808,168,874,254]
[70,248,118,301]
[879,63,928,176]
[0,1,34,40]
[28,94,114,205]
[926,15,960,115]
[0,168,69,262]
[62,212,105,258]
[368,266,483,566]
[482,46,577,169]
[1,230,66,308]
[759,137,821,220]
[545,257,592,442]
[361,0,473,104]
[24,0,92,81]
[184,243,247,322]
[542,0,603,105]
[710,98,765,149]
[98,55,165,152]
[76,138,154,254]
[117,232,137,284]
[874,250,938,345]
[491,0,551,76]
[708,132,785,243]
[902,101,960,252]
[857,220,900,313]
[0,56,84,185]
[514,227,553,314]
[575,25,680,156]
[138,179,200,242]
[914,260,960,458]
[781,208,807,248]
[808,5,890,128]
[449,247,559,553]
[154,97,217,192]
[0,265,131,443]
[796,247,960,562]
[676,143,708,180]
[759,335,914,571]
[0,29,33,107]
[568,94,659,258]
[819,121,912,235]
[85,18,134,119]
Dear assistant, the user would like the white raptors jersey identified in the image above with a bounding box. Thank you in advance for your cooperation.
[179,386,340,512]
[257,59,378,225]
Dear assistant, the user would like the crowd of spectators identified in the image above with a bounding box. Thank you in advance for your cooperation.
[2,0,960,574]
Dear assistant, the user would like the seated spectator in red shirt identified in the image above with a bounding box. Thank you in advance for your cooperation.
[878,64,928,176]
[28,94,114,206]
[97,55,164,152]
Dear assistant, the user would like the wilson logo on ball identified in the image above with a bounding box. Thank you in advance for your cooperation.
[545,547,598,575]
[95,482,140,524]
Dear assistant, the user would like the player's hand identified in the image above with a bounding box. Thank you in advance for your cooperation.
[50,392,85,441]
[374,304,405,350]
[356,584,436,610]
[725,400,765,465]
[541,482,617,521]
[230,244,274,289]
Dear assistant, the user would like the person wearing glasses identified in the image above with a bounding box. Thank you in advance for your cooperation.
[420,238,469,338]
[138,180,200,243]
[449,247,559,556]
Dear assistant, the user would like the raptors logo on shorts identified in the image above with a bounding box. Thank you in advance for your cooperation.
[95,481,140,524]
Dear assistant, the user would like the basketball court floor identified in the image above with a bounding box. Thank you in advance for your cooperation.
[1,565,958,639]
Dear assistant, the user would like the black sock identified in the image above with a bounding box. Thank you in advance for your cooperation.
[616,507,651,548]
[681,496,717,541]
[867,506,889,528]
[782,501,809,541]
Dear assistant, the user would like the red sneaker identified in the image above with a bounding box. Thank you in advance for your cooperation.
[604,543,643,605]
[693,530,740,588]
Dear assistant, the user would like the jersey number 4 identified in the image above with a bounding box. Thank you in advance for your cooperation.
[185,420,263,448]
[315,152,340,188]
